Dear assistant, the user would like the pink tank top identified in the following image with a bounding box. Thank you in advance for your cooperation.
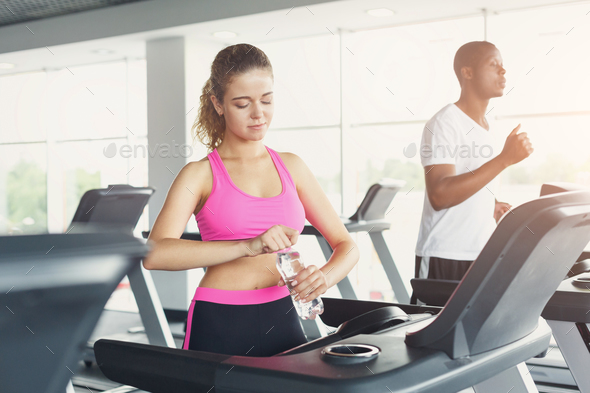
[195,146,305,241]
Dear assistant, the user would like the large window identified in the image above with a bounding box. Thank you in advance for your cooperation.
[0,143,47,234]
[0,59,148,235]
[488,3,590,206]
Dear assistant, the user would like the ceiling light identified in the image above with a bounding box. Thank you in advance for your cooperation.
[213,31,238,39]
[0,63,16,69]
[367,8,394,17]
[93,49,114,55]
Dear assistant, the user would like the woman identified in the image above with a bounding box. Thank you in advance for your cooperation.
[144,43,359,357]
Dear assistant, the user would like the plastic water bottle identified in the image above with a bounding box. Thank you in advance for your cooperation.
[276,250,324,320]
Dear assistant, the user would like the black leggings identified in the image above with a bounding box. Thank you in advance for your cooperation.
[184,295,307,357]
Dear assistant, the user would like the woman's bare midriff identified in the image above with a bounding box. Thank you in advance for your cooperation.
[198,253,282,290]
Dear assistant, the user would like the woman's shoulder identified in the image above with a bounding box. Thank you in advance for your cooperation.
[179,156,213,182]
[184,155,210,170]
[274,150,311,184]
[275,150,305,168]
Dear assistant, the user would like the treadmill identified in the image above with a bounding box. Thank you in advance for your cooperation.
[71,185,177,363]
[538,182,590,392]
[0,232,147,393]
[410,182,590,391]
[93,188,590,392]
[542,271,590,392]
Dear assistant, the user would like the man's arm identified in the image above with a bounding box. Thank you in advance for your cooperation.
[425,124,532,211]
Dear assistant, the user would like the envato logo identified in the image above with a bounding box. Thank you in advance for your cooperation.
[103,142,193,159]
[403,142,494,159]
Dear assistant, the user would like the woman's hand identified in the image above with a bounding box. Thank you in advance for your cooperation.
[245,225,299,256]
[279,265,328,306]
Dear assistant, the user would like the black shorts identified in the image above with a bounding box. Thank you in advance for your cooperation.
[183,295,307,357]
[415,255,474,280]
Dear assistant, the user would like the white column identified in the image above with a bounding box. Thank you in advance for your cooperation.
[146,37,190,311]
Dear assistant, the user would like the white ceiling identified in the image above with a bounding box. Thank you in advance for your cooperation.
[0,0,587,76]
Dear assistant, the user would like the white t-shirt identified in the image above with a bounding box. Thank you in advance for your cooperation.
[415,103,497,261]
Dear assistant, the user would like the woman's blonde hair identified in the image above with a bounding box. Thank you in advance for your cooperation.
[192,44,273,151]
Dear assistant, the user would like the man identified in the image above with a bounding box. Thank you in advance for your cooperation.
[415,41,533,280]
